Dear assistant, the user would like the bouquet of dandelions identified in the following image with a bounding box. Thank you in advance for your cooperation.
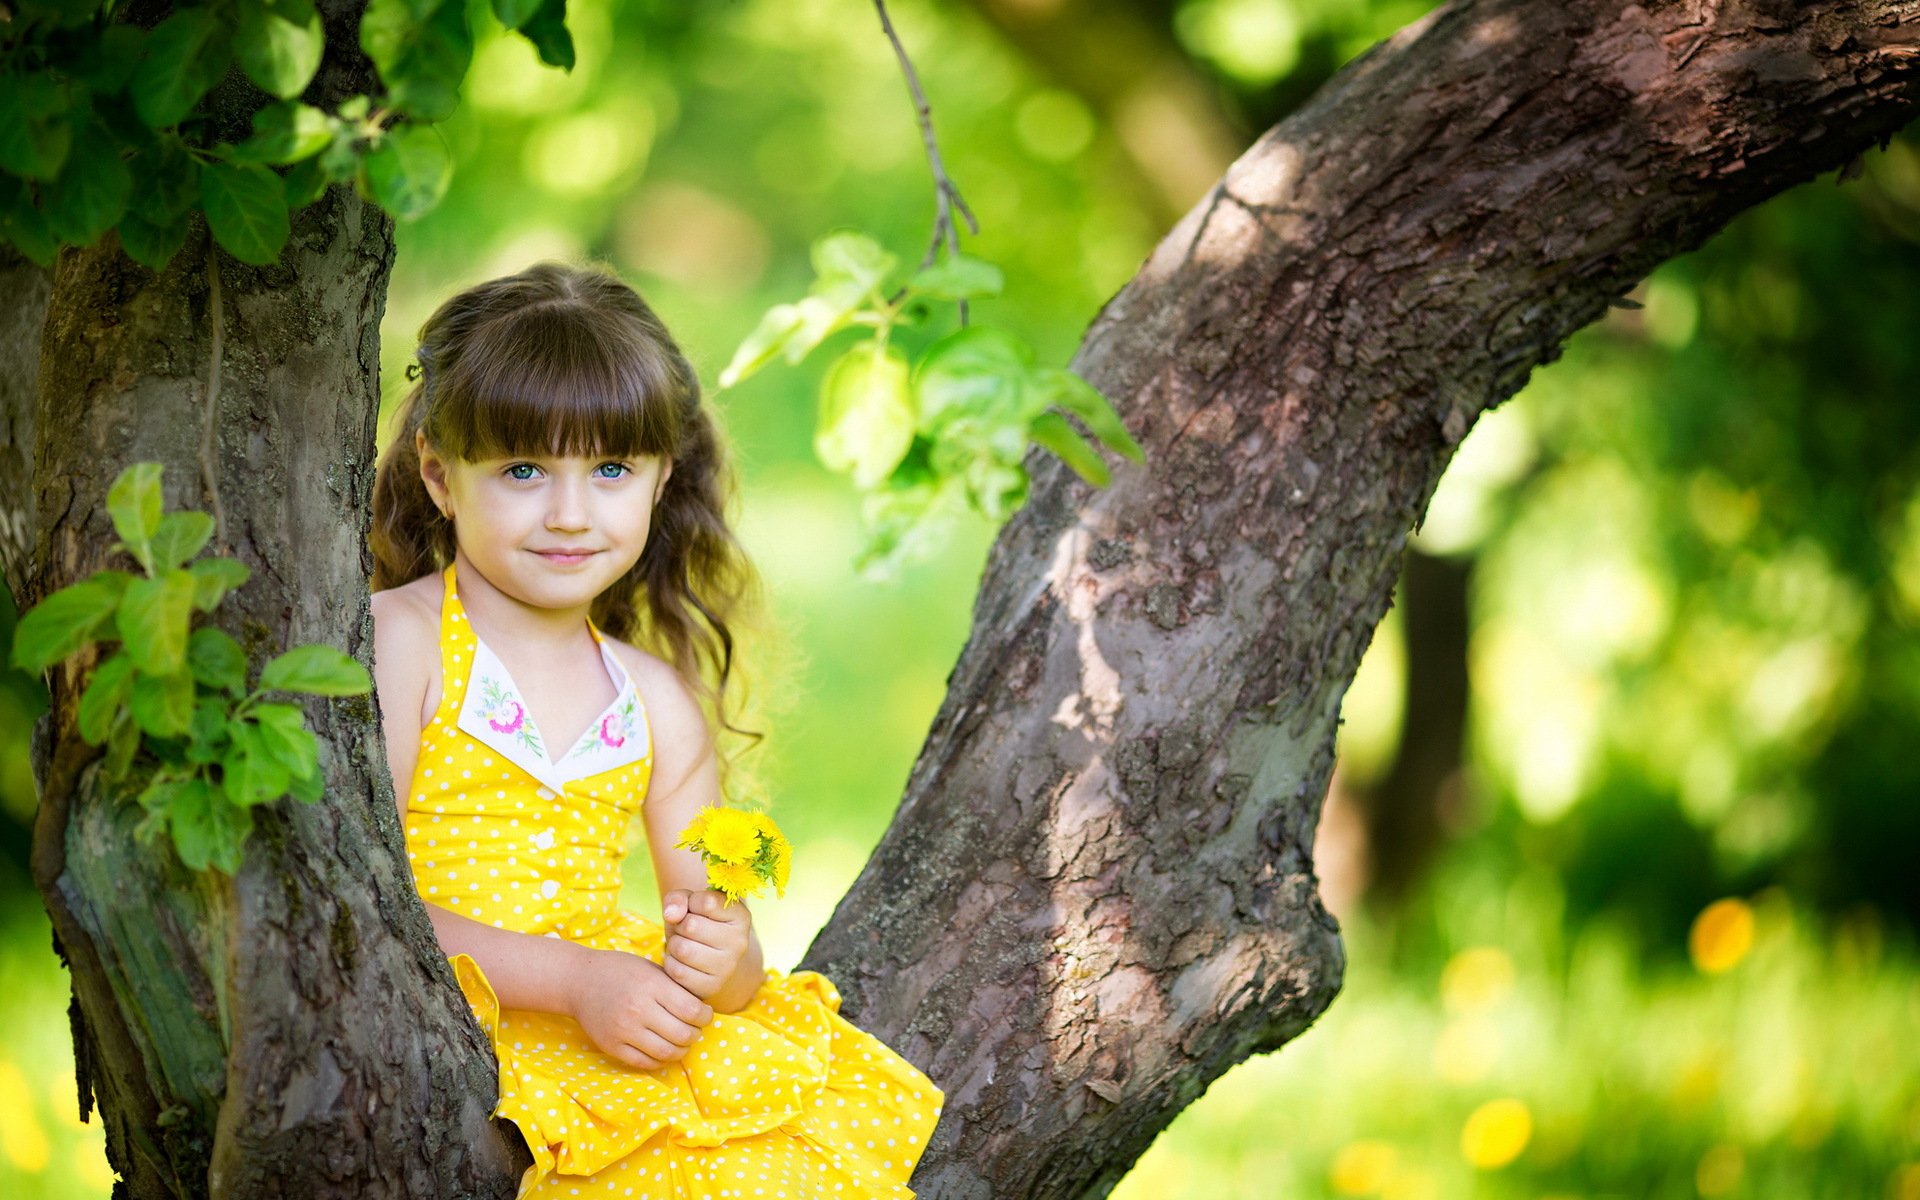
[675,806,792,904]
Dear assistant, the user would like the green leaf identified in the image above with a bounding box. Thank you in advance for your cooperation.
[77,654,135,744]
[149,511,215,573]
[908,254,1004,301]
[131,9,234,129]
[187,699,230,765]
[0,73,74,180]
[130,667,195,737]
[10,575,124,672]
[235,102,336,165]
[104,708,140,778]
[517,0,574,70]
[1032,367,1144,463]
[1,180,60,267]
[126,136,200,226]
[188,557,251,613]
[223,722,293,806]
[491,0,544,29]
[816,341,915,489]
[44,117,133,248]
[117,210,193,272]
[143,775,252,873]
[361,0,475,121]
[812,230,896,292]
[73,24,149,94]
[107,462,164,562]
[288,760,325,803]
[236,2,326,99]
[1029,410,1111,487]
[281,156,330,210]
[187,627,248,697]
[911,326,1034,431]
[251,703,319,780]
[102,706,140,783]
[200,161,291,265]
[717,303,805,390]
[116,569,197,675]
[259,643,372,696]
[360,124,452,221]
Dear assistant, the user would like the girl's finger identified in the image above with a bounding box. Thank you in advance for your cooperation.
[667,935,729,975]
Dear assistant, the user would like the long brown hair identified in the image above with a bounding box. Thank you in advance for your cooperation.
[371,260,762,753]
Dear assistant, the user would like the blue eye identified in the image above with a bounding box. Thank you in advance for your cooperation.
[595,462,630,479]
[505,463,539,481]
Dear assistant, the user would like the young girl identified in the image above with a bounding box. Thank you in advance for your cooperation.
[367,260,943,1197]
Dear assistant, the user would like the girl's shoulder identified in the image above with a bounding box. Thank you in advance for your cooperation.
[369,572,448,732]
[599,636,711,759]
[369,571,445,651]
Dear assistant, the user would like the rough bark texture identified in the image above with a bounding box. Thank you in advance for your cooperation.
[28,188,528,1198]
[799,1,1920,1195]
[1,246,50,604]
[8,0,1918,1197]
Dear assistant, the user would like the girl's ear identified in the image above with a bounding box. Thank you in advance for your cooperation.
[417,430,452,517]
[653,458,674,506]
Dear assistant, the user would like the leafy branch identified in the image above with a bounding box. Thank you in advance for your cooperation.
[8,463,371,873]
[0,0,576,268]
[720,231,1143,578]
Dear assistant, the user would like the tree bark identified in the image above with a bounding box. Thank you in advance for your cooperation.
[799,0,1920,1194]
[1,245,49,604]
[12,0,1919,1197]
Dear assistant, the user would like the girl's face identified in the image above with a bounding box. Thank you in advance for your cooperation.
[417,430,673,613]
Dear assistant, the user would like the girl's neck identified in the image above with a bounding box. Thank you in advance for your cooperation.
[451,548,597,656]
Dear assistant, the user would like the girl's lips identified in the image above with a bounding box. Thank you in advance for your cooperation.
[534,550,597,564]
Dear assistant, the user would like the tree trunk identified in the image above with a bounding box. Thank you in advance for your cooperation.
[1350,547,1474,909]
[799,0,1920,1194]
[12,0,1918,1197]
[1,246,49,604]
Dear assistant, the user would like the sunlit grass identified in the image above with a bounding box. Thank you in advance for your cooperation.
[1111,865,1920,1200]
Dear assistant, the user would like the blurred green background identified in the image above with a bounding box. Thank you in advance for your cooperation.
[4,0,1918,1195]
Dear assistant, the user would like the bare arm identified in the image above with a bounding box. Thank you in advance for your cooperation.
[636,655,767,1014]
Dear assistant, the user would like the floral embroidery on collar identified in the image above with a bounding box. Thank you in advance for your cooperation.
[454,631,651,794]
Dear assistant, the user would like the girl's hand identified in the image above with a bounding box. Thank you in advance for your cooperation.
[567,947,714,1071]
[661,889,752,1002]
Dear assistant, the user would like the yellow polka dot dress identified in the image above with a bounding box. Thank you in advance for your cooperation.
[404,564,945,1197]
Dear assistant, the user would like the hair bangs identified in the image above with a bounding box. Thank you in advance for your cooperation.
[440,302,682,463]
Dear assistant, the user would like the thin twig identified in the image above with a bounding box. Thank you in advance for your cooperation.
[872,0,979,323]
[202,231,228,554]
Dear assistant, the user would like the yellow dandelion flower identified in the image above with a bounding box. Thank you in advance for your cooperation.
[675,806,716,852]
[707,860,763,901]
[749,810,783,841]
[699,808,761,865]
[1690,897,1755,974]
[1460,1097,1531,1169]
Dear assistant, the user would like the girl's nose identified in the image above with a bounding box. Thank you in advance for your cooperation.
[547,477,590,528]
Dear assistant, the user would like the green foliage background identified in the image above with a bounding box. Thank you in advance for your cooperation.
[2,0,1918,1195]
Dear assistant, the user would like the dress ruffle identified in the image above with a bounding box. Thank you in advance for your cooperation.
[450,911,941,1196]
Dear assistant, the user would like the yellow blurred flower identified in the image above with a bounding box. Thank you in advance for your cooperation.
[1433,1014,1500,1084]
[1690,897,1755,973]
[707,860,763,901]
[1440,946,1515,1013]
[1328,1139,1396,1194]
[0,1058,50,1173]
[1460,1098,1531,1169]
